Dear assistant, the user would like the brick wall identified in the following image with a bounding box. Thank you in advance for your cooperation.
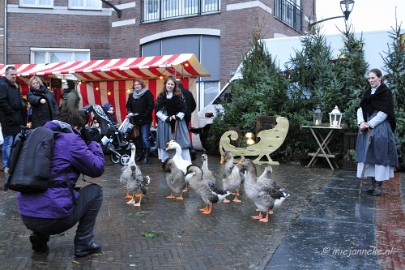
[4,0,314,86]
[6,5,111,64]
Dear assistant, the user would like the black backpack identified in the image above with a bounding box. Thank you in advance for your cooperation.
[4,126,71,194]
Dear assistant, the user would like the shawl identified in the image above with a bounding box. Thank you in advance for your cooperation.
[132,88,148,99]
[30,85,47,95]
[155,93,186,133]
[360,83,396,131]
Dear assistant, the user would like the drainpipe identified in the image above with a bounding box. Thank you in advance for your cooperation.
[3,0,7,64]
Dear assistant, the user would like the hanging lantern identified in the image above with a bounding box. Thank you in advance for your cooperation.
[313,105,322,125]
[329,106,343,127]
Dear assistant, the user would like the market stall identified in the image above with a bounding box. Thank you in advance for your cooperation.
[0,54,210,123]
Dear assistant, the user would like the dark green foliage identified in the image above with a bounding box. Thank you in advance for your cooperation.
[383,21,405,169]
[334,28,369,131]
[285,27,368,158]
[207,31,290,153]
[206,25,404,167]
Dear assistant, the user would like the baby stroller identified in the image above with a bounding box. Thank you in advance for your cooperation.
[82,105,132,165]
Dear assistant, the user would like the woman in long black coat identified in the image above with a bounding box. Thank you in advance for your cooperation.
[27,76,58,128]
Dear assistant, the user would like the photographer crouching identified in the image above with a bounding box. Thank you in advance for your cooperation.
[16,107,105,257]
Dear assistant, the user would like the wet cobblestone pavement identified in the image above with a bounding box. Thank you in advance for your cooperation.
[0,153,404,269]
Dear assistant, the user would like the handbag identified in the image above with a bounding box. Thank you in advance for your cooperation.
[132,125,140,138]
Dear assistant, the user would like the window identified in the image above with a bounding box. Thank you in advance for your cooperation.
[30,48,90,64]
[69,0,102,10]
[143,0,160,21]
[202,0,218,13]
[274,0,303,32]
[20,0,53,8]
[142,0,220,22]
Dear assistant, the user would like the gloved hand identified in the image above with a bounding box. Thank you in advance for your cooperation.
[126,113,133,119]
[175,115,181,121]
[81,127,100,144]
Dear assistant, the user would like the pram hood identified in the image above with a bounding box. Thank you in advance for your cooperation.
[83,104,116,135]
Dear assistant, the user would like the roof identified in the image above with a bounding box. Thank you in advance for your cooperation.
[0,54,210,82]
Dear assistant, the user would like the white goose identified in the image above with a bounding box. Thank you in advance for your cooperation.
[238,159,289,223]
[120,143,137,200]
[220,151,244,203]
[162,158,187,200]
[165,140,192,174]
[257,165,281,190]
[185,165,231,215]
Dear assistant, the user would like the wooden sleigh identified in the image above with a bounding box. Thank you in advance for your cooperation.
[219,116,289,165]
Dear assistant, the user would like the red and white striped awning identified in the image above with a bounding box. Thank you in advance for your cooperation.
[0,54,210,82]
[0,63,44,76]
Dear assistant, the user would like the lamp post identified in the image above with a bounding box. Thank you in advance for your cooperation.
[309,0,355,29]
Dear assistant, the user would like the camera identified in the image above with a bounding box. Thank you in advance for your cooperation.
[81,126,102,143]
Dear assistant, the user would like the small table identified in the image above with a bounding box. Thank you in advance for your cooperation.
[301,125,344,170]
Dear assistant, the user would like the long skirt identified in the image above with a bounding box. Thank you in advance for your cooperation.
[356,118,398,181]
[156,118,191,162]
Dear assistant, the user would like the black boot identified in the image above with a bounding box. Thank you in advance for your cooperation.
[366,178,376,194]
[372,181,383,196]
[135,140,143,162]
[74,185,103,257]
[75,241,102,257]
[30,232,49,253]
[135,151,143,162]
[142,148,150,164]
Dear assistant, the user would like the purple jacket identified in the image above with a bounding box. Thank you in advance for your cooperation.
[17,120,105,219]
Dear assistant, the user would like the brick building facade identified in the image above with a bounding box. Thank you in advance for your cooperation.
[2,0,315,107]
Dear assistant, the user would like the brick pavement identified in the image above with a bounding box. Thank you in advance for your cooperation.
[376,173,405,270]
[0,154,404,269]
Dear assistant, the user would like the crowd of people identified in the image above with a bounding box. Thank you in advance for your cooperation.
[0,66,198,257]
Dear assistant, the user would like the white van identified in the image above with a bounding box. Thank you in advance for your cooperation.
[191,30,393,149]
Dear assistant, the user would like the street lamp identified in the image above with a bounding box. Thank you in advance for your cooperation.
[309,0,355,29]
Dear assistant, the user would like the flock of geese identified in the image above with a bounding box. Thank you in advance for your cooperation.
[119,140,290,223]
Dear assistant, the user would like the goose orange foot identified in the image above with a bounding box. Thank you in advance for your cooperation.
[232,196,241,203]
[175,195,184,200]
[259,212,269,223]
[166,193,176,199]
[132,196,143,207]
[199,205,209,212]
[251,212,263,220]
[126,196,135,205]
[202,205,213,215]
[223,198,231,203]
[124,192,132,200]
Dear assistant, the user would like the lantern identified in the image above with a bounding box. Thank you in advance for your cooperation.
[313,105,322,125]
[329,106,343,127]
[245,132,255,145]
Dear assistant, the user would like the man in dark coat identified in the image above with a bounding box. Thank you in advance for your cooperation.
[0,66,27,172]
